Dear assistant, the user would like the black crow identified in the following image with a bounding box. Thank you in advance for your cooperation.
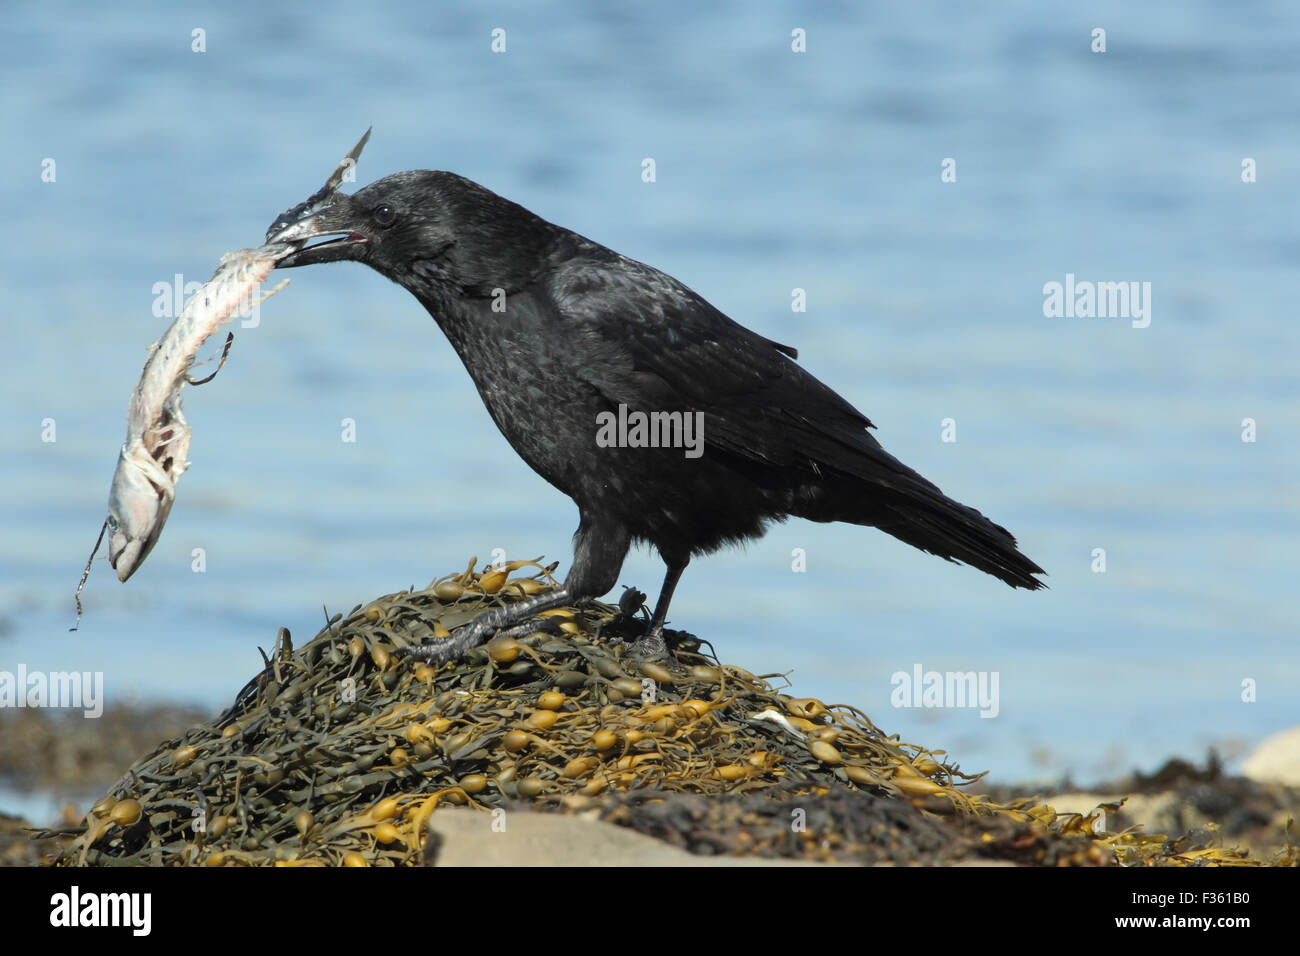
[267,170,1045,662]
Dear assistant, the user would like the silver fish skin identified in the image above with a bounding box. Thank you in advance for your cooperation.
[107,244,293,581]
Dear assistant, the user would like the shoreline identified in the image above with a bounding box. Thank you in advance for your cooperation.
[4,697,1295,867]
[6,572,1296,867]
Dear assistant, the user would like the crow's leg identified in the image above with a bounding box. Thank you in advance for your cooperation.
[405,513,630,664]
[631,554,689,662]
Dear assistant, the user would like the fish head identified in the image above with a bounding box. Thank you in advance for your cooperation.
[107,449,174,582]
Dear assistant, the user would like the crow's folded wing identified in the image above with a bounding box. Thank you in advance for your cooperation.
[548,255,942,494]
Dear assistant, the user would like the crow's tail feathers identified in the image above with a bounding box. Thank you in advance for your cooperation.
[867,483,1046,590]
[795,463,1046,589]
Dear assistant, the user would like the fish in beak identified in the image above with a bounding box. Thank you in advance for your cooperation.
[267,127,375,268]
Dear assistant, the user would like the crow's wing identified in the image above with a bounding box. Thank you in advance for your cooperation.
[548,254,941,493]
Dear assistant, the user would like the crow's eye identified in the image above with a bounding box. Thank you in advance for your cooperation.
[373,204,397,227]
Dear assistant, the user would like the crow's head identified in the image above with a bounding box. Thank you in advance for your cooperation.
[269,170,555,295]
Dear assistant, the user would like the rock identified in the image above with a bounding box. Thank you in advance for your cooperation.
[1241,727,1300,787]
[423,808,835,866]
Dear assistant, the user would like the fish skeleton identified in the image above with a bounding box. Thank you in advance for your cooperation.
[107,246,292,582]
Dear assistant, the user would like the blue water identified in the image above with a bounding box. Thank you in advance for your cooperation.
[2,1,1296,795]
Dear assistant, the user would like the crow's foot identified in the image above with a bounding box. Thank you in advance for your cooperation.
[627,624,677,665]
[400,592,578,664]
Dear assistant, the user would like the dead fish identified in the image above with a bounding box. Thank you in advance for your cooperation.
[106,244,293,582]
[71,129,375,628]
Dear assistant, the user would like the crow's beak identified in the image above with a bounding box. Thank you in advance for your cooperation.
[268,203,372,268]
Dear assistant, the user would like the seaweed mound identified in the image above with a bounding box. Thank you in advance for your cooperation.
[51,559,1277,866]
